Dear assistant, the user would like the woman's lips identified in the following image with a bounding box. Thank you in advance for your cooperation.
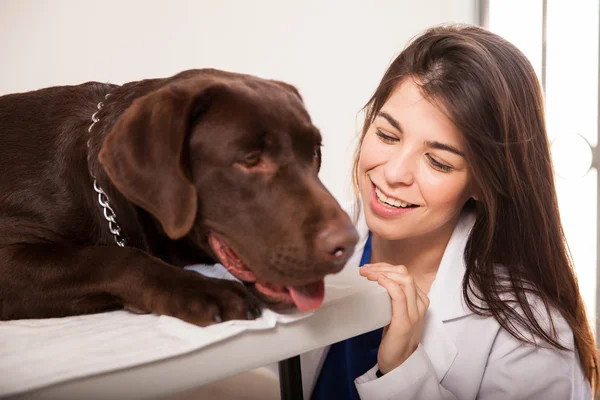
[369,182,419,218]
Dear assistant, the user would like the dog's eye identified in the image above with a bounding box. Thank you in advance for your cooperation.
[244,152,261,167]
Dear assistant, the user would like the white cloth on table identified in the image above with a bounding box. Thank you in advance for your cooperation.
[0,263,312,397]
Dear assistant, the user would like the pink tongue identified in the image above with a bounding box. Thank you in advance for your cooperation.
[289,280,325,311]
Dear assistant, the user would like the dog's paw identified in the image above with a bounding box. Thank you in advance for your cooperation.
[151,273,264,326]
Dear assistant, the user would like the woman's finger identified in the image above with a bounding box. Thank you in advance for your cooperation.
[377,274,409,323]
[360,268,408,281]
[401,274,419,322]
[367,271,424,321]
[361,263,408,275]
[361,265,429,320]
[381,272,419,322]
[414,283,430,316]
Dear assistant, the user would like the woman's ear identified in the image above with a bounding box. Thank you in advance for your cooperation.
[468,176,480,202]
[470,186,481,201]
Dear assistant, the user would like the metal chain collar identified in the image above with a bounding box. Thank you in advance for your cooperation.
[87,94,127,247]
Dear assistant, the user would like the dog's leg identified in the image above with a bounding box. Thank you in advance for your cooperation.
[0,244,263,326]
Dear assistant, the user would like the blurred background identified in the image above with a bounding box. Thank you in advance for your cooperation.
[485,0,599,341]
[1,0,598,396]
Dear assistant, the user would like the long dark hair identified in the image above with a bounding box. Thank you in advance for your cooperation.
[352,24,598,393]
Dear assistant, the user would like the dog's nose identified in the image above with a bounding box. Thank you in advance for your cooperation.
[315,223,359,266]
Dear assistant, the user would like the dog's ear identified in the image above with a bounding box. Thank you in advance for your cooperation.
[98,81,218,240]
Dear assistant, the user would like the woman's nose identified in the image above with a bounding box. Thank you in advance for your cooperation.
[383,150,416,185]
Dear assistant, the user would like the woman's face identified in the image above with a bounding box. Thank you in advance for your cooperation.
[358,78,476,241]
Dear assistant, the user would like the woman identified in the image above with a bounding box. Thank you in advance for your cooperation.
[306,24,598,399]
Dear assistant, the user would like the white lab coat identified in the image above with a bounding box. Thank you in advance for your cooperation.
[300,211,592,399]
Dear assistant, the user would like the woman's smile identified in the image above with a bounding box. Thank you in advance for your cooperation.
[369,180,420,218]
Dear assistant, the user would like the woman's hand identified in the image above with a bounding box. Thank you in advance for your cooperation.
[360,263,430,374]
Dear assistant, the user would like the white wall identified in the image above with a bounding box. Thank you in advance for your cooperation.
[0,0,477,203]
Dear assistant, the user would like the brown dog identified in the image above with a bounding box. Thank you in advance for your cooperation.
[0,69,358,326]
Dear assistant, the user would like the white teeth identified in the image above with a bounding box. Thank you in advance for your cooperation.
[375,186,414,208]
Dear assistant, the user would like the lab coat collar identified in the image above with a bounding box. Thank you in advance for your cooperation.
[421,210,477,381]
[427,210,477,322]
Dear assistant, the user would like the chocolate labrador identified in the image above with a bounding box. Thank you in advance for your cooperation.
[0,69,359,326]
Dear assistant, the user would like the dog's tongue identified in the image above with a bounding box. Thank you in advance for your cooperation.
[289,280,325,311]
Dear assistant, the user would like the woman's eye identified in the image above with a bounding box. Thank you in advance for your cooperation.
[427,154,452,172]
[375,129,398,143]
[313,146,321,159]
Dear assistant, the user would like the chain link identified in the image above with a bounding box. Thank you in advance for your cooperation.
[87,93,127,247]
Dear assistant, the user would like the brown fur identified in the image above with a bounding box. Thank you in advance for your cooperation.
[0,69,358,326]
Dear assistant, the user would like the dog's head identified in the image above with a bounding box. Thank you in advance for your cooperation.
[98,69,358,311]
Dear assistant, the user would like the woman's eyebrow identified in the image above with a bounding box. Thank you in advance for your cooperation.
[377,111,465,158]
[377,111,402,132]
[426,141,465,157]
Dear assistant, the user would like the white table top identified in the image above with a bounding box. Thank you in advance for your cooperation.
[8,263,391,400]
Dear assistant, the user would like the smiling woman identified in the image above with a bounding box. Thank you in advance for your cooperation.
[304,23,599,400]
[357,79,475,242]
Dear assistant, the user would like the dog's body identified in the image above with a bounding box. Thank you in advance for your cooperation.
[0,69,358,325]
